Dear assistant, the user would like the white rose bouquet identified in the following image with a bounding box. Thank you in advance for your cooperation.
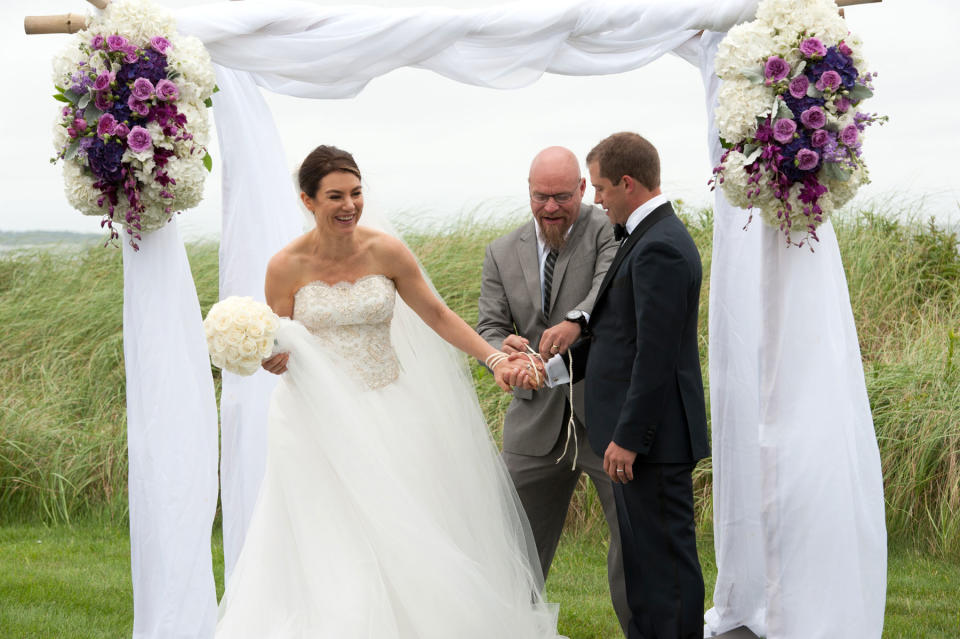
[203,297,280,377]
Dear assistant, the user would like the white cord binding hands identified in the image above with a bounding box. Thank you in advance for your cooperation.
[524,344,577,471]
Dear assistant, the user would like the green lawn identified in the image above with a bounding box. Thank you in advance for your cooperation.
[1,522,957,638]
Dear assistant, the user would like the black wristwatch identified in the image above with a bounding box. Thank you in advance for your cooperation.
[564,309,589,335]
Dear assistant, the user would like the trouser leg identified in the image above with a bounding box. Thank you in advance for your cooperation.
[615,463,704,639]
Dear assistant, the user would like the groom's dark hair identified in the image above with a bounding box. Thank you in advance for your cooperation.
[299,145,362,197]
[586,132,660,190]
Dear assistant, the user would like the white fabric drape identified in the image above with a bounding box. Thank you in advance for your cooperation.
[176,0,759,98]
[209,65,303,581]
[118,2,885,637]
[684,33,887,638]
[122,220,219,639]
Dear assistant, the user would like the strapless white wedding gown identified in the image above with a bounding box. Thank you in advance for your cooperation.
[215,274,560,638]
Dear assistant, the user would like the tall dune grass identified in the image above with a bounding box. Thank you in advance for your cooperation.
[1,208,957,556]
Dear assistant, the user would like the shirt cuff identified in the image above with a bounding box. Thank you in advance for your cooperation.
[543,354,570,387]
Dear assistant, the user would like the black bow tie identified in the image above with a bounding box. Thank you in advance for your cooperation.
[613,224,629,242]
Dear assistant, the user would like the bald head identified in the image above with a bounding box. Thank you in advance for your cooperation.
[527,146,586,251]
[529,146,581,184]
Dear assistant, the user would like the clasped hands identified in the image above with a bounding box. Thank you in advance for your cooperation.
[491,320,582,392]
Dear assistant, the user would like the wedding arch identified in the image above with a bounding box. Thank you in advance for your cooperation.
[27,1,885,637]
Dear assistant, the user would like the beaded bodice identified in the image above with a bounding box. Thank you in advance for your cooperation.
[293,274,400,390]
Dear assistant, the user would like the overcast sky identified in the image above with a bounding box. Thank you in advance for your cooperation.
[1,0,957,238]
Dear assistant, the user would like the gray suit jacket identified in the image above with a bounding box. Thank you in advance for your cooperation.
[477,204,618,456]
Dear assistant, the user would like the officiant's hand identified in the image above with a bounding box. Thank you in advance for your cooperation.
[539,321,581,360]
[500,334,530,355]
[261,352,289,375]
[604,442,637,483]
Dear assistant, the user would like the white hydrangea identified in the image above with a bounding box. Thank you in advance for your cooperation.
[168,35,217,100]
[51,32,90,86]
[203,297,281,377]
[715,78,770,142]
[824,166,865,209]
[716,150,752,209]
[715,21,776,79]
[88,0,177,45]
[62,161,105,218]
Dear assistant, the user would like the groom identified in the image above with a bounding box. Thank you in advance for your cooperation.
[527,132,710,639]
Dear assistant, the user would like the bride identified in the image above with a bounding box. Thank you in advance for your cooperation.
[214,145,560,638]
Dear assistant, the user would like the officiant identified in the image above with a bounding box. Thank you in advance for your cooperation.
[477,146,628,633]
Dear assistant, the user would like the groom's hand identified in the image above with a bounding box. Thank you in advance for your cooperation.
[604,442,638,483]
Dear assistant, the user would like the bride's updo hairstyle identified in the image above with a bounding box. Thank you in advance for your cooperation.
[298,145,362,198]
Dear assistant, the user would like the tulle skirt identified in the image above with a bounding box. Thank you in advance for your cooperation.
[215,320,560,638]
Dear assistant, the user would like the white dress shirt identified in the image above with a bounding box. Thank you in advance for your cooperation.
[543,195,669,386]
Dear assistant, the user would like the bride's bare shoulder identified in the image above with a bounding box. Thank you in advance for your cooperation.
[267,233,312,281]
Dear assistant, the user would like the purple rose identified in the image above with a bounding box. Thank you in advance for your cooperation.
[114,123,130,138]
[816,70,842,92]
[106,34,128,51]
[90,34,105,50]
[788,75,809,99]
[840,124,859,146]
[764,56,790,82]
[126,126,153,153]
[150,36,172,54]
[838,41,853,56]
[94,91,112,111]
[123,46,140,64]
[155,79,179,102]
[127,94,151,116]
[800,106,826,130]
[92,71,112,92]
[131,77,155,101]
[73,117,87,131]
[799,37,827,58]
[811,129,831,148]
[835,97,852,113]
[795,148,820,172]
[773,118,797,144]
[67,127,77,138]
[97,113,117,137]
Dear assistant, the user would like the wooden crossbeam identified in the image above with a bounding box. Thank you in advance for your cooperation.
[24,13,87,34]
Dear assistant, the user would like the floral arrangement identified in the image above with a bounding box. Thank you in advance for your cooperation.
[204,297,280,377]
[51,0,217,249]
[710,0,886,246]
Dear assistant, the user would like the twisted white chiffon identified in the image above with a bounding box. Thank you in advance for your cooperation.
[683,33,887,639]
[215,319,559,638]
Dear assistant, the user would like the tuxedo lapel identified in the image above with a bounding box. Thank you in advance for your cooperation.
[594,202,675,308]
[516,222,544,318]
[546,204,590,316]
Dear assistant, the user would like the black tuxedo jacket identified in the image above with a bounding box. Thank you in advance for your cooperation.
[570,202,709,464]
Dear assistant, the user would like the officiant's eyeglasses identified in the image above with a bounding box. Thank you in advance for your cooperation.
[530,191,576,204]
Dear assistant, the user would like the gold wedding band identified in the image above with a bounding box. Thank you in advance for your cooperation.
[550,344,559,352]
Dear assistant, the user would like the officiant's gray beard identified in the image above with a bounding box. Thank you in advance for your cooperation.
[537,219,569,252]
